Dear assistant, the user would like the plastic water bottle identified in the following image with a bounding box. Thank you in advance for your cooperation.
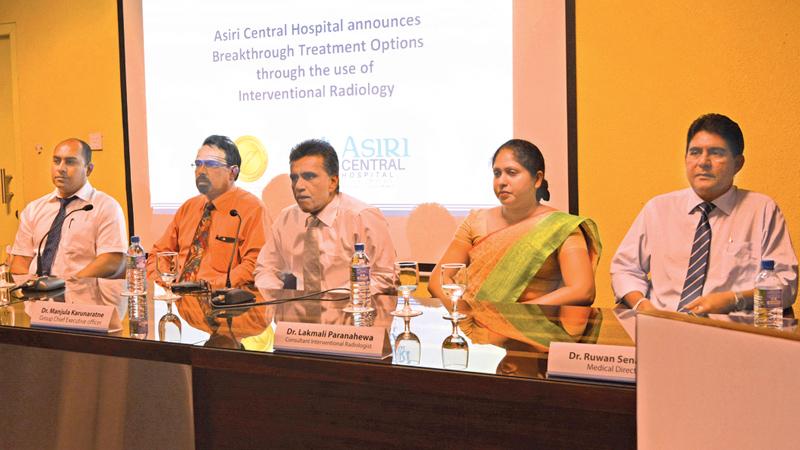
[349,243,371,310]
[126,236,148,338]
[126,236,146,294]
[754,260,783,329]
[128,294,148,339]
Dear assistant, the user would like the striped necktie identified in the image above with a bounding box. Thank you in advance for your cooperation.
[38,196,78,276]
[677,202,716,311]
[179,202,215,282]
[302,215,322,292]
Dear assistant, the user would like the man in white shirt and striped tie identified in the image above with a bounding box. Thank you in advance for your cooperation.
[611,113,798,314]
[10,138,127,279]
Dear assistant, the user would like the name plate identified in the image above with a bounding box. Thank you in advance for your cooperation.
[274,322,390,359]
[29,301,120,333]
[547,342,636,384]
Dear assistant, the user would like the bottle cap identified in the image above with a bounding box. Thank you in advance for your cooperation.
[761,260,775,270]
[131,235,140,243]
[354,243,365,252]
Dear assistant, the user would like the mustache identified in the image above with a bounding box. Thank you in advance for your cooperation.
[196,175,210,183]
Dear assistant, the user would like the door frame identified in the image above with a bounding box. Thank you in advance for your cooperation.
[0,22,25,256]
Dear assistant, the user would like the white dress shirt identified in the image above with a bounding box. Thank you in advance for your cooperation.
[611,186,798,310]
[11,181,128,277]
[254,192,396,293]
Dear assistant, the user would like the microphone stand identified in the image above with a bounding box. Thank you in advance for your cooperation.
[224,209,243,289]
[212,209,255,307]
[36,204,94,276]
[28,204,94,291]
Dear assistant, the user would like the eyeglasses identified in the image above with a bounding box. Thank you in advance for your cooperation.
[191,159,229,169]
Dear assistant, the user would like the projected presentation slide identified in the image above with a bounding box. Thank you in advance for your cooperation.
[141,0,513,213]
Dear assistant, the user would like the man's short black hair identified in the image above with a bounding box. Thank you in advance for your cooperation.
[686,113,744,157]
[202,135,242,180]
[289,139,340,192]
[289,139,339,177]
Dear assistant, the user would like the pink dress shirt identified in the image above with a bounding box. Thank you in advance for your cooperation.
[254,193,396,293]
[611,186,798,310]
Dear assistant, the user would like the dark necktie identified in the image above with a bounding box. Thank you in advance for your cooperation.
[179,202,215,282]
[678,202,716,310]
[39,196,78,276]
[302,215,322,291]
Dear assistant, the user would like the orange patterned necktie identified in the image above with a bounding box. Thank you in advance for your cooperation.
[179,202,215,281]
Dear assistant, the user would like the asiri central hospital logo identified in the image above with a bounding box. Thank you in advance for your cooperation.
[229,134,408,189]
[339,136,409,186]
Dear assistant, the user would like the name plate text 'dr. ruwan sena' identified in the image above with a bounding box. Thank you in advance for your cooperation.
[547,342,636,384]
[28,301,120,333]
[274,321,391,359]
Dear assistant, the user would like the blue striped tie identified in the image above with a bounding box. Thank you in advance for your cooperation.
[39,196,78,276]
[678,202,716,311]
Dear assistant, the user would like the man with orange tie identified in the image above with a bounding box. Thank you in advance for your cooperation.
[147,135,267,289]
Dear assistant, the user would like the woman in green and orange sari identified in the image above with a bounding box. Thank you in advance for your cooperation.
[430,139,601,307]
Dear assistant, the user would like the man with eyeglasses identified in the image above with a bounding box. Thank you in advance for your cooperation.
[10,138,127,279]
[147,135,267,289]
[611,113,797,315]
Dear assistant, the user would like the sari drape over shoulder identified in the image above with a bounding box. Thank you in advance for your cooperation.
[464,211,601,306]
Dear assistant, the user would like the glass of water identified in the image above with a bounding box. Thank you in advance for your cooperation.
[0,281,12,307]
[440,263,467,321]
[155,251,180,300]
[391,261,422,317]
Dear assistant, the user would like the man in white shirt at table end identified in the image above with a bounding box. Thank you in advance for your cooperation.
[10,138,127,280]
[610,113,798,315]
[254,139,396,293]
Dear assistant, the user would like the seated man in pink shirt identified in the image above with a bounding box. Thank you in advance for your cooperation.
[611,113,798,314]
[254,139,396,293]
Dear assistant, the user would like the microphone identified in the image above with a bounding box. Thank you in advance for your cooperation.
[210,209,255,308]
[225,209,242,289]
[35,204,94,277]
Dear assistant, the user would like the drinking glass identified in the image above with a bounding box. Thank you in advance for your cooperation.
[1,244,13,285]
[391,261,422,317]
[158,300,182,342]
[155,251,180,300]
[0,280,12,306]
[441,319,469,369]
[440,263,467,320]
[394,315,421,365]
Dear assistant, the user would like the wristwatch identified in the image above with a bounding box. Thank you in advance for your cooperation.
[733,291,747,312]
